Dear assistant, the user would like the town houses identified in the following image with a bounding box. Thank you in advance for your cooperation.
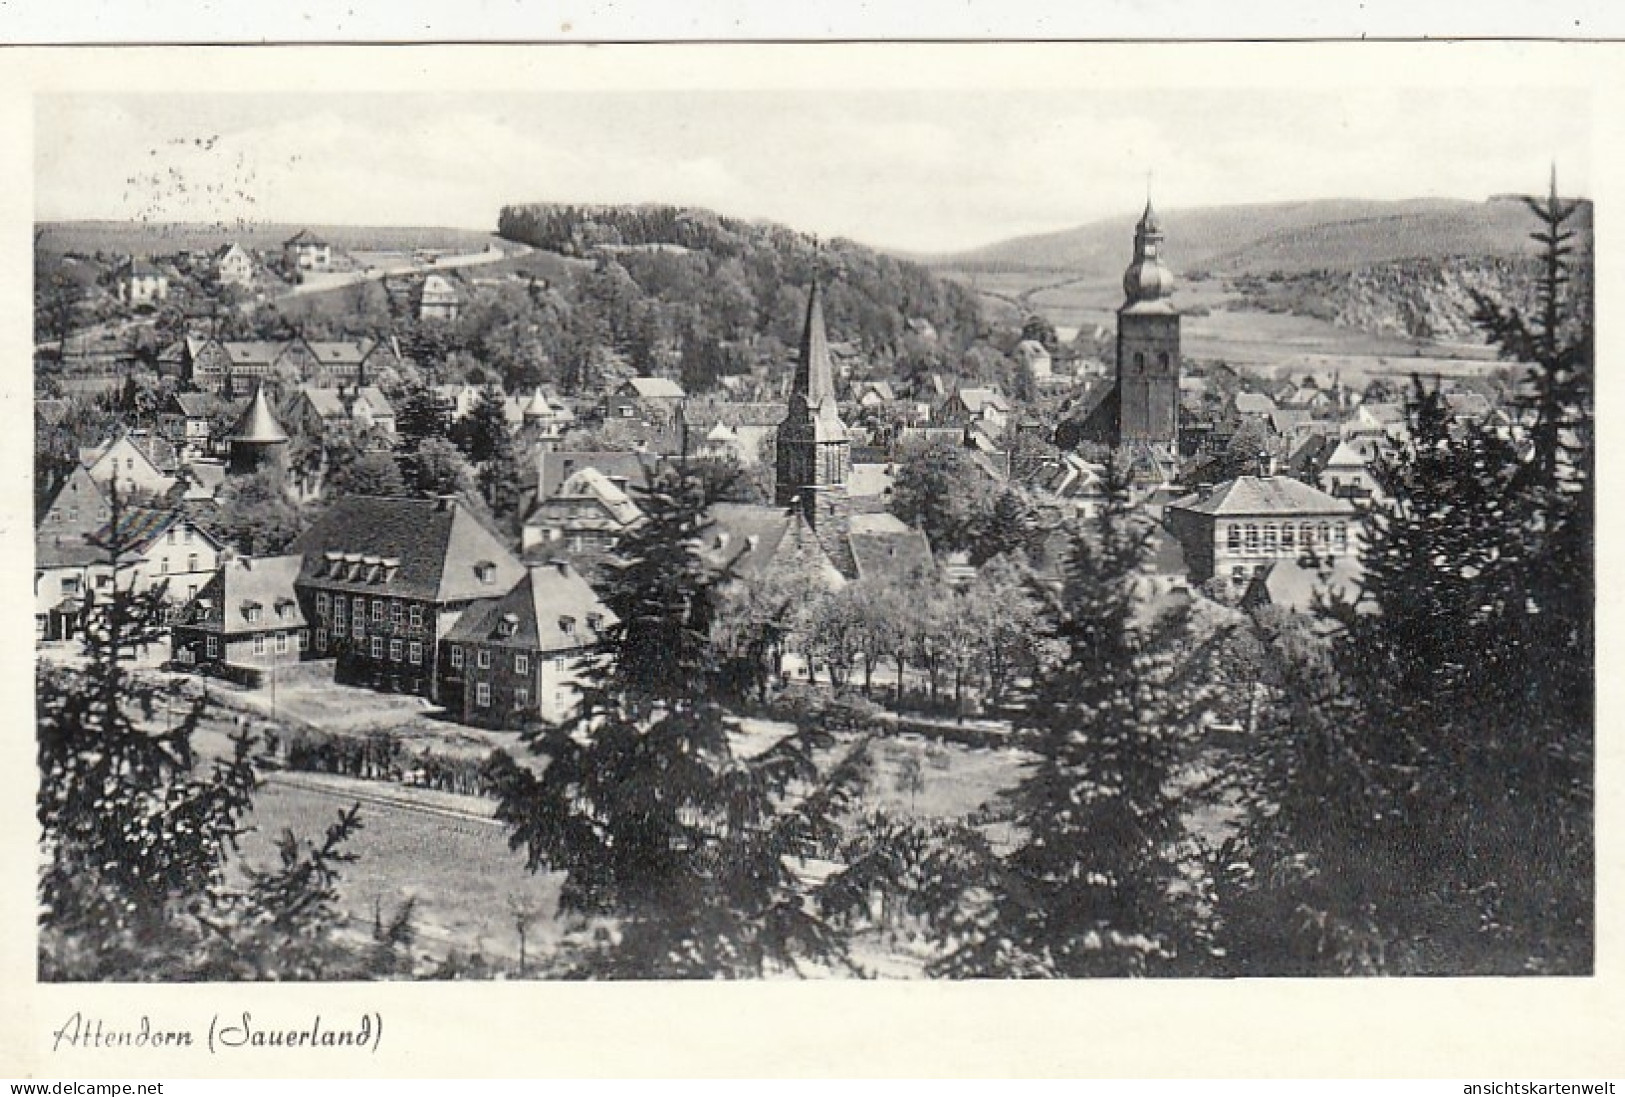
[35,197,1521,737]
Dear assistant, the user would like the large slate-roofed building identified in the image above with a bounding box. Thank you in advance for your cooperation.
[291,495,525,698]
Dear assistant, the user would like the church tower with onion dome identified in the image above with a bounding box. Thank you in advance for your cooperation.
[1116,197,1181,447]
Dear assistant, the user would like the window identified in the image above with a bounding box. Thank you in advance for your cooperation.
[1318,523,1330,550]
[1231,566,1246,587]
[253,635,266,656]
[353,595,365,619]
[475,682,491,707]
[1334,523,1349,552]
[477,648,491,669]
[1301,523,1316,549]
[187,553,198,572]
[515,653,529,675]
[161,557,170,574]
[207,635,219,658]
[245,605,261,623]
[474,562,497,584]
[298,630,308,652]
[409,640,422,665]
[66,507,77,522]
[587,613,603,632]
[409,605,423,630]
[352,614,364,639]
[60,575,81,595]
[1262,525,1278,553]
[185,527,194,544]
[316,592,330,616]
[276,632,290,654]
[316,627,328,652]
[334,600,346,628]
[370,636,383,659]
[514,686,529,709]
[1226,525,1241,553]
[1281,524,1296,553]
[390,638,403,662]
[391,600,403,626]
[559,616,576,636]
[1133,352,1145,372]
[449,645,464,669]
[372,599,384,622]
[1244,525,1259,552]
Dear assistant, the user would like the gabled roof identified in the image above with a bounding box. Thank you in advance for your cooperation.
[303,340,372,365]
[171,392,218,418]
[1243,555,1367,616]
[953,387,1011,415]
[284,229,329,247]
[851,380,897,402]
[1269,408,1314,435]
[83,428,180,475]
[39,465,108,530]
[551,467,642,527]
[1359,402,1406,426]
[1170,475,1356,518]
[698,503,803,584]
[683,401,787,429]
[122,258,163,278]
[182,554,306,635]
[538,451,662,502]
[847,512,935,586]
[94,506,221,557]
[291,495,524,603]
[442,561,616,653]
[222,341,288,367]
[622,376,686,400]
[1322,439,1373,470]
[1233,392,1277,416]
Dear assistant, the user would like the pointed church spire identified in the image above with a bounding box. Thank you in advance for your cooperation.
[794,275,839,415]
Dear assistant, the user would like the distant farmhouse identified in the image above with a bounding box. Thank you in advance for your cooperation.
[282,229,332,274]
[115,258,168,306]
[211,242,256,288]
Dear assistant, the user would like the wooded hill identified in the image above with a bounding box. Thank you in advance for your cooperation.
[923,196,1591,277]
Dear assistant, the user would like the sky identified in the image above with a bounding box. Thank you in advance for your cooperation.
[35,89,1595,255]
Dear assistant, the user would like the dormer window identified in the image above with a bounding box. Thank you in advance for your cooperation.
[244,602,262,623]
[559,615,576,636]
[586,613,603,632]
[474,561,497,584]
[497,612,519,639]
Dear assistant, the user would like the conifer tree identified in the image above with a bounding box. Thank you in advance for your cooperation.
[1218,175,1593,974]
[484,462,871,977]
[37,485,380,980]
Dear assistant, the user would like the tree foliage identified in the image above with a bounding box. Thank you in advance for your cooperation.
[483,462,872,977]
[37,487,392,980]
[1216,182,1594,975]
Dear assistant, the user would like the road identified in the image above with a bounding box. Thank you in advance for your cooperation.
[283,243,525,297]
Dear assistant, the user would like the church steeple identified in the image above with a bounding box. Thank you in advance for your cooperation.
[1123,194,1175,305]
[776,273,851,535]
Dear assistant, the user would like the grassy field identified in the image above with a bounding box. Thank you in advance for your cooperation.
[945,267,1503,385]
[240,774,563,969]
